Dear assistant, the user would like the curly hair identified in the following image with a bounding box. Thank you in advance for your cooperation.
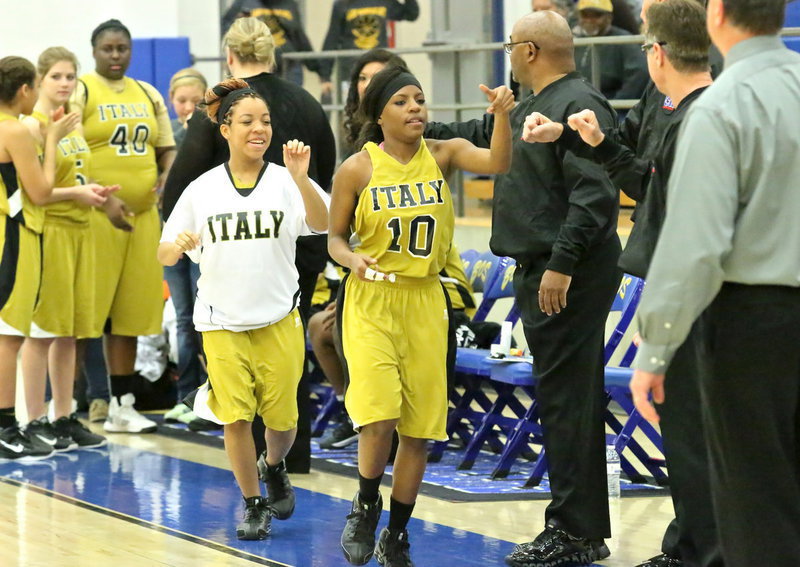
[203,77,266,125]
[343,49,408,151]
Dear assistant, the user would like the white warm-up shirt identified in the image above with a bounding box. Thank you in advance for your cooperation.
[161,162,329,332]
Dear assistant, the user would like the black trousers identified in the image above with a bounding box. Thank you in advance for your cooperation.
[513,236,621,539]
[658,316,722,566]
[701,283,800,566]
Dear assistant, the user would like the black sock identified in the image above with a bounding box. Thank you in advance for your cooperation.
[0,406,16,429]
[110,374,137,398]
[388,497,415,532]
[358,472,383,503]
[266,460,285,476]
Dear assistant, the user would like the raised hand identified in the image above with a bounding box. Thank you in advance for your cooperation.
[521,112,563,143]
[479,84,516,115]
[50,108,81,140]
[567,109,604,147]
[283,139,311,181]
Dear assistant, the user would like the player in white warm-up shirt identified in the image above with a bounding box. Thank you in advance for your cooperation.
[158,78,328,541]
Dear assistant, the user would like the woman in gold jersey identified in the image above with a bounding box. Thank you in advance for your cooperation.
[20,47,114,453]
[0,56,81,460]
[71,19,176,434]
[330,65,513,566]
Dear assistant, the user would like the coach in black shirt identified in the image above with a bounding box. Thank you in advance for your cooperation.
[427,11,620,566]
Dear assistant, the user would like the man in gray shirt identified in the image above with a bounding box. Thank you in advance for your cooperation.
[630,0,800,564]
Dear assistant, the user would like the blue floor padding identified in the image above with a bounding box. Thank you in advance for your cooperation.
[153,418,667,501]
[0,444,566,566]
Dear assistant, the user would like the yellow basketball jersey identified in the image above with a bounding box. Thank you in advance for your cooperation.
[31,111,92,223]
[80,73,159,214]
[0,113,45,233]
[354,140,454,278]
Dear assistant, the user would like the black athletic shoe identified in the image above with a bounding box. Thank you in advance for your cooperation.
[374,527,414,567]
[257,457,296,520]
[505,522,610,567]
[319,414,359,449]
[341,492,383,565]
[0,424,54,461]
[236,495,271,540]
[187,416,222,432]
[24,417,77,452]
[53,414,107,448]
[635,553,684,567]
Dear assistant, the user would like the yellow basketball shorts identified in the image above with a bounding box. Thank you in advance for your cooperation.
[340,274,450,441]
[30,220,97,338]
[0,215,41,336]
[91,207,163,336]
[201,309,305,429]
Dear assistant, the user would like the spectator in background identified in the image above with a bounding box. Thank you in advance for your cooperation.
[320,0,420,96]
[222,0,330,88]
[162,67,209,427]
[533,0,575,25]
[573,0,649,104]
[168,68,206,148]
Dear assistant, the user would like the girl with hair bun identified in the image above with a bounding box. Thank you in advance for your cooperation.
[331,65,514,566]
[158,77,329,541]
[19,46,117,453]
[0,55,82,461]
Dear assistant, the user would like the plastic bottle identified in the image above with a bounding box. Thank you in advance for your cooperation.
[606,444,621,498]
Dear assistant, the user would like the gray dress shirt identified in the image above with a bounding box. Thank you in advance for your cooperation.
[634,35,800,373]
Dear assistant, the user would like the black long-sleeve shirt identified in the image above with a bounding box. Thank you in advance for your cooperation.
[425,72,619,276]
[162,72,336,272]
[557,82,708,277]
[575,26,649,102]
[222,0,329,80]
[319,0,419,80]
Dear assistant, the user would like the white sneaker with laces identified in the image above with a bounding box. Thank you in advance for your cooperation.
[103,394,158,433]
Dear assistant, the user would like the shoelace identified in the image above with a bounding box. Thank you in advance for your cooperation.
[345,504,377,536]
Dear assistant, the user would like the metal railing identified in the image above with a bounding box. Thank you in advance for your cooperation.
[196,27,800,215]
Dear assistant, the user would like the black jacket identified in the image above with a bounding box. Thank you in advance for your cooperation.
[320,0,419,80]
[574,26,649,102]
[425,72,619,275]
[557,82,708,277]
[222,0,329,80]
[162,72,336,272]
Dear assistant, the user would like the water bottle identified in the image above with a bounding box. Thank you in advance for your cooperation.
[606,444,621,498]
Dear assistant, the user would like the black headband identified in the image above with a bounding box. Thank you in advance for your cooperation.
[215,87,258,123]
[373,72,422,121]
[91,19,131,47]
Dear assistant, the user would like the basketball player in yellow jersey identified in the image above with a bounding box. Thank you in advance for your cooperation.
[0,56,84,460]
[329,65,514,566]
[70,19,176,434]
[20,47,116,453]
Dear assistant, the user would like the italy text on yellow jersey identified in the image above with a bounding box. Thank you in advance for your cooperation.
[31,111,91,223]
[354,140,454,278]
[80,73,159,214]
[0,113,44,233]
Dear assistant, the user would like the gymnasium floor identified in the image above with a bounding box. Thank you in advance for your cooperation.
[1,426,674,567]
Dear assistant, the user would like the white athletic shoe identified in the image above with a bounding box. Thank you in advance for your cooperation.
[103,394,158,434]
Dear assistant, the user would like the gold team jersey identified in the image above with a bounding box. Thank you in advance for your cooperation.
[79,73,163,214]
[0,113,45,233]
[30,111,92,223]
[355,140,454,278]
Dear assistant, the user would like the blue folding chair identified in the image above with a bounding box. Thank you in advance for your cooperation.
[460,249,480,283]
[428,254,518,463]
[484,274,665,487]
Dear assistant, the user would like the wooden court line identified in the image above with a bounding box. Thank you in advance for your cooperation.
[0,475,292,567]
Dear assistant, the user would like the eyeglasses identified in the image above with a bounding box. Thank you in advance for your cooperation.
[641,41,668,53]
[503,40,541,54]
